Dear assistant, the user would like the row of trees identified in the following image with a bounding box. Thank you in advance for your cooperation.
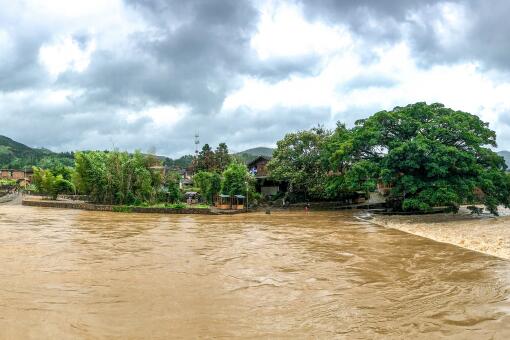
[31,147,254,206]
[32,151,181,205]
[268,102,510,214]
[193,143,233,173]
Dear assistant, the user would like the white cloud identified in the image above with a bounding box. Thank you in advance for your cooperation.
[39,36,96,76]
[251,1,352,60]
[125,104,188,126]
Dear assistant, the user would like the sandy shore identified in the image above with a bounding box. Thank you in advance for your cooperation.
[372,207,510,260]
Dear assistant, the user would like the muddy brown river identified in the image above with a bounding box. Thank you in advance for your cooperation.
[0,206,509,338]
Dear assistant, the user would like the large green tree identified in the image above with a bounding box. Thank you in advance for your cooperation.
[336,102,510,214]
[267,126,331,200]
[215,142,232,172]
[193,142,232,173]
[193,171,222,204]
[194,144,216,173]
[221,161,254,196]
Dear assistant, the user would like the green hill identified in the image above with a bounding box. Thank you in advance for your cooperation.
[0,135,74,169]
[236,147,274,163]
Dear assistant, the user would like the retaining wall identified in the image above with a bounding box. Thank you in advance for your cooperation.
[22,199,220,215]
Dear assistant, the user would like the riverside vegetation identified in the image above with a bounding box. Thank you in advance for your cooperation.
[268,102,510,214]
[23,102,510,214]
[30,144,257,209]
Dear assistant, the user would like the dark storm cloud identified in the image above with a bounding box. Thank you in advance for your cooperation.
[0,31,49,91]
[299,0,444,43]
[2,0,510,154]
[299,0,510,71]
[1,0,324,153]
[55,0,321,116]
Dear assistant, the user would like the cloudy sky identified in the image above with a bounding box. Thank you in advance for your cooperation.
[1,0,510,157]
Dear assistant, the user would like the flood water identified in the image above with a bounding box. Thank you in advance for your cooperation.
[0,206,509,339]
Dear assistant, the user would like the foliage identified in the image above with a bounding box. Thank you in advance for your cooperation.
[193,142,233,173]
[267,126,333,200]
[0,178,17,188]
[336,102,510,214]
[112,206,133,213]
[194,171,222,204]
[32,167,75,199]
[191,203,210,209]
[165,202,186,209]
[73,151,162,205]
[0,135,74,169]
[163,154,194,169]
[221,161,254,196]
[215,143,232,172]
[194,144,216,173]
[158,171,182,203]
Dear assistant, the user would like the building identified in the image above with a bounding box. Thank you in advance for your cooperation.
[0,168,33,188]
[247,156,270,177]
[0,168,33,181]
[247,156,287,197]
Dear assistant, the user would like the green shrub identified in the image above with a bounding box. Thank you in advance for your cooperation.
[165,202,186,209]
[112,206,133,213]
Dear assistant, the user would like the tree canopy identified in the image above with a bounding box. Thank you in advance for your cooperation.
[267,126,329,200]
[267,125,355,201]
[334,102,510,214]
[221,161,254,196]
[193,142,233,173]
[32,167,75,199]
[194,171,222,204]
[72,151,162,205]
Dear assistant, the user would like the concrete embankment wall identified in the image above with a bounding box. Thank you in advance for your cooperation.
[22,199,219,215]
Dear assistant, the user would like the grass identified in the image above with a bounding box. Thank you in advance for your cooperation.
[127,202,211,210]
[112,206,133,213]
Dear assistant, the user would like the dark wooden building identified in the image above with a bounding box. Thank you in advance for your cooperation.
[247,156,287,198]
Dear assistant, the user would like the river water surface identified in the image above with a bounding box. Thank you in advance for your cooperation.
[0,206,509,338]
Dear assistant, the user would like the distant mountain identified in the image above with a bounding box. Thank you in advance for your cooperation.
[498,151,510,170]
[0,135,74,169]
[0,135,276,169]
[162,154,194,169]
[236,147,274,163]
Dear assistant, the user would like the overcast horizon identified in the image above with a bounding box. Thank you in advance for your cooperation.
[2,0,510,157]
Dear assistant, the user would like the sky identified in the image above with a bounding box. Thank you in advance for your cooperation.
[1,0,510,157]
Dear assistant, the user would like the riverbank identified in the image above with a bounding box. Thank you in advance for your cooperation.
[372,206,510,260]
[22,198,246,215]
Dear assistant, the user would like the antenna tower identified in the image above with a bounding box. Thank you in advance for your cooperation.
[194,131,200,155]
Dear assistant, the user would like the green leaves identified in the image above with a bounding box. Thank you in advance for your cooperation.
[267,126,331,200]
[194,171,222,204]
[32,167,75,199]
[339,102,510,213]
[72,151,160,205]
[194,142,233,173]
[221,161,254,196]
